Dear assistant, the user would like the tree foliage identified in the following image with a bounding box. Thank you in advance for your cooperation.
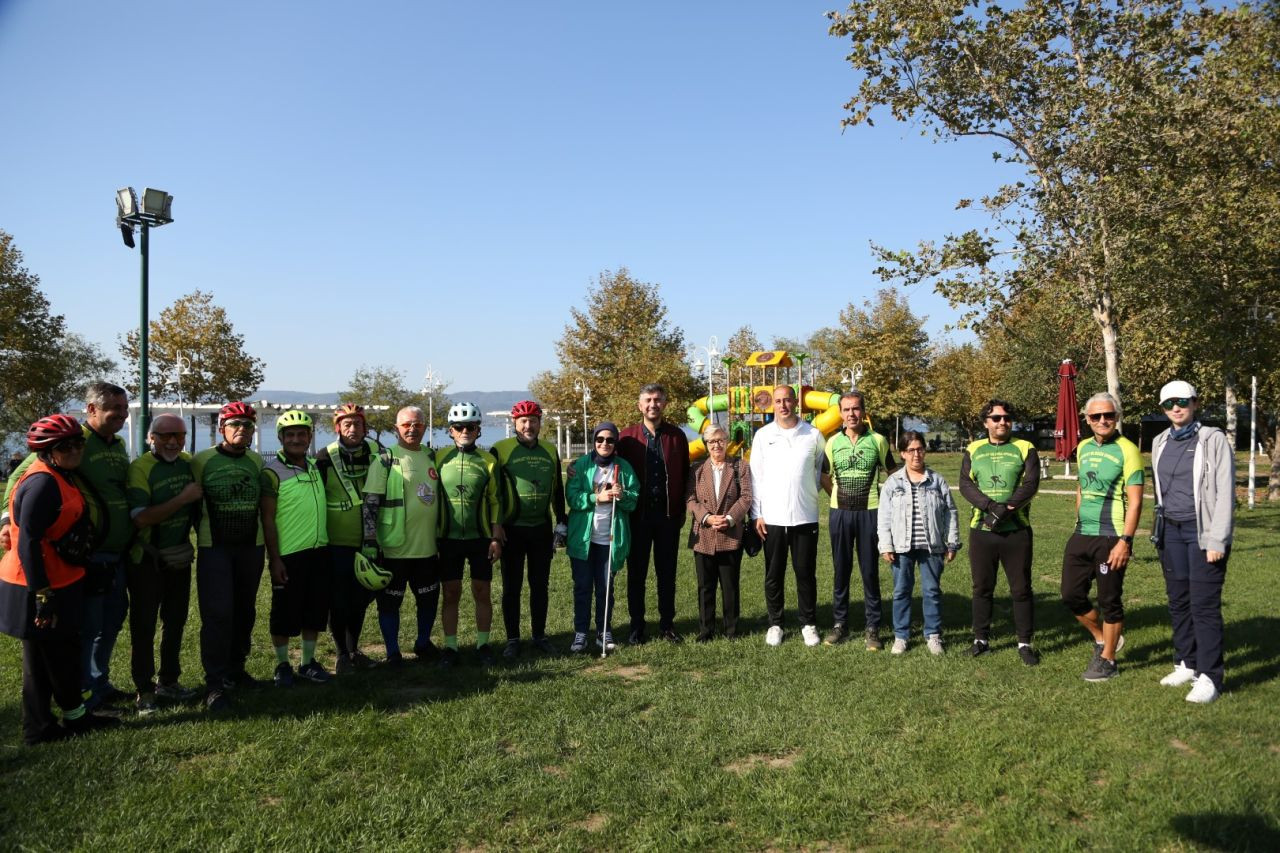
[342,365,452,441]
[119,290,265,405]
[529,269,697,437]
[809,288,930,425]
[926,341,1000,440]
[1,231,117,443]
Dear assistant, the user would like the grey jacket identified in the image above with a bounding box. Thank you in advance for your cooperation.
[1151,425,1235,552]
[876,467,962,555]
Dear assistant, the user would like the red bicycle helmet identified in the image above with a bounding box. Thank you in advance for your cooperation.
[333,403,366,425]
[27,414,82,451]
[218,401,257,427]
[510,400,543,419]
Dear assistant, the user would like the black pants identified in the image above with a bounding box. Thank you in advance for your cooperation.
[1061,534,1125,623]
[1160,517,1228,689]
[501,523,553,640]
[127,553,192,692]
[329,545,373,656]
[829,508,881,629]
[763,522,819,628]
[694,549,742,638]
[968,527,1034,644]
[21,581,84,745]
[627,514,681,633]
[269,548,331,637]
[197,545,264,689]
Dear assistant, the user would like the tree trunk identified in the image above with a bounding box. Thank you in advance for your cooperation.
[1224,372,1238,449]
[1090,289,1122,403]
[1269,420,1280,502]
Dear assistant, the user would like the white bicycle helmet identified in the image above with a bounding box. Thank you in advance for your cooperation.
[448,402,482,425]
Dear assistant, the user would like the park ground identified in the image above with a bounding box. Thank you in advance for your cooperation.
[0,453,1276,851]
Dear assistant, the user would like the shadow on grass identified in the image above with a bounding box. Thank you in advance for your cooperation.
[1171,811,1280,851]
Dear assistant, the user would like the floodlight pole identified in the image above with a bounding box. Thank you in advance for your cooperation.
[139,222,151,435]
[117,187,174,438]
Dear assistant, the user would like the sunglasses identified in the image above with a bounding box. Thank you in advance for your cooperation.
[225,420,255,430]
[903,447,926,454]
[1161,397,1192,411]
[1086,412,1117,422]
[705,438,726,446]
[595,437,616,445]
[987,414,1012,423]
[450,423,479,432]
[55,436,87,451]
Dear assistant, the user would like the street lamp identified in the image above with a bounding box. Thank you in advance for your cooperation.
[841,363,864,392]
[573,378,590,455]
[689,335,719,428]
[175,351,193,420]
[422,365,444,449]
[117,186,174,435]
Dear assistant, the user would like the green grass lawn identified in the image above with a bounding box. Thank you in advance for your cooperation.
[1,453,1277,850]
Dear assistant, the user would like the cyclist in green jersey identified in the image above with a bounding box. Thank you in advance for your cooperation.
[192,402,271,711]
[1063,392,1144,683]
[492,400,566,659]
[433,403,503,667]
[262,410,332,687]
[958,400,1041,665]
[126,413,203,713]
[315,403,381,673]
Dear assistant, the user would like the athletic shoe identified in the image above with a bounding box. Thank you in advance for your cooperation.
[205,689,231,713]
[864,628,883,652]
[1018,645,1041,666]
[627,629,648,646]
[765,626,784,647]
[966,640,991,658]
[503,639,520,660]
[336,655,354,675]
[154,682,199,702]
[532,636,557,655]
[891,637,908,655]
[273,662,295,688]
[661,628,683,643]
[384,653,406,668]
[1185,674,1219,704]
[66,711,122,736]
[28,723,70,746]
[1083,656,1119,682]
[135,692,158,716]
[801,625,820,647]
[1160,662,1196,686]
[823,624,847,646]
[476,644,496,666]
[225,670,264,690]
[438,648,461,669]
[596,633,618,652]
[98,684,131,706]
[350,651,378,669]
[1093,634,1126,658]
[413,640,439,662]
[695,632,713,643]
[570,632,589,654]
[926,634,944,656]
[297,661,332,684]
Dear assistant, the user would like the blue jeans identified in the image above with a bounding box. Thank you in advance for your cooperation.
[891,550,944,640]
[571,542,614,636]
[82,552,128,705]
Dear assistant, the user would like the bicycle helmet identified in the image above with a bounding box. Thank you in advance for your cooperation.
[333,403,366,425]
[353,551,392,591]
[510,400,542,419]
[27,414,82,451]
[276,409,313,436]
[218,401,257,427]
[448,402,482,425]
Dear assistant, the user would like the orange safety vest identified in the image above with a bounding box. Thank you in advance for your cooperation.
[0,459,88,590]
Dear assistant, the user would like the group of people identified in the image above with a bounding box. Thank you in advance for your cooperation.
[0,377,1234,744]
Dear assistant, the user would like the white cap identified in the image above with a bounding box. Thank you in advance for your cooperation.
[1159,380,1196,401]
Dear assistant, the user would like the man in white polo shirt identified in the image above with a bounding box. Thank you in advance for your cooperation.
[750,385,826,647]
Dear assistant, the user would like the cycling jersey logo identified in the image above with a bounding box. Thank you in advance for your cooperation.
[988,473,1007,489]
[416,482,435,505]
[455,483,472,500]
[1084,470,1103,491]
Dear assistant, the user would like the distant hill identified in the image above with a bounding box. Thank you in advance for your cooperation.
[253,390,530,411]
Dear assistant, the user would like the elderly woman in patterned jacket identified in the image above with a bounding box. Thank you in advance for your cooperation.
[686,424,754,641]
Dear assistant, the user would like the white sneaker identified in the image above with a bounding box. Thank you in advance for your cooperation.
[1185,673,1219,704]
[1160,662,1196,687]
[570,632,588,653]
[926,634,944,656]
[595,633,617,652]
[765,626,784,647]
[891,637,908,655]
[801,625,820,647]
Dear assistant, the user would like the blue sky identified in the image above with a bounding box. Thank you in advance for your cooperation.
[0,1,999,395]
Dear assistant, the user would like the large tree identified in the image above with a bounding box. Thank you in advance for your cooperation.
[1,231,116,443]
[809,288,930,427]
[342,365,451,442]
[828,0,1250,405]
[119,290,265,404]
[529,268,697,438]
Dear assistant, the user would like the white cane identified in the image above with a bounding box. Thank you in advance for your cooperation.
[600,467,618,659]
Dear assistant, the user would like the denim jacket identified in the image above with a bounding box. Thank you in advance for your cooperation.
[876,467,962,555]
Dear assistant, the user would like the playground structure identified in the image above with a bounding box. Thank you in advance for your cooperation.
[685,350,848,461]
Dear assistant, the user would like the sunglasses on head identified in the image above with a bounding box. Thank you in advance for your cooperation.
[595,436,616,445]
[1161,397,1192,411]
[987,414,1012,423]
[1087,411,1117,422]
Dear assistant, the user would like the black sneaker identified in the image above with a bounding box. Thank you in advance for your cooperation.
[1083,656,1119,682]
[226,670,264,690]
[1018,645,1041,666]
[531,636,557,655]
[384,652,406,668]
[661,628,683,644]
[695,632,713,643]
[66,711,122,736]
[476,644,495,666]
[413,640,439,661]
[966,640,991,658]
[205,689,231,713]
[273,661,295,688]
[335,655,354,675]
[627,629,648,646]
[297,661,332,684]
[502,639,520,660]
[823,624,847,646]
[350,651,378,669]
[438,648,460,669]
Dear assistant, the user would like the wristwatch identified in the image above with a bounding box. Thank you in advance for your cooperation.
[1120,535,1134,545]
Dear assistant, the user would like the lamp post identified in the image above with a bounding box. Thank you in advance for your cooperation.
[688,335,719,428]
[841,363,864,393]
[574,378,591,455]
[116,187,174,436]
[422,365,444,449]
